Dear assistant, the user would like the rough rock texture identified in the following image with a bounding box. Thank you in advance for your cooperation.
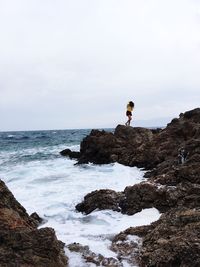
[74,108,200,267]
[67,243,121,266]
[112,208,200,267]
[139,208,200,267]
[0,179,68,267]
[77,127,155,167]
[78,130,118,164]
[74,108,200,169]
[76,189,123,214]
[76,181,200,216]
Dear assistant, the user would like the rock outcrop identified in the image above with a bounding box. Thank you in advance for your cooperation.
[73,108,200,267]
[76,189,123,214]
[112,208,200,267]
[70,108,200,170]
[0,179,68,267]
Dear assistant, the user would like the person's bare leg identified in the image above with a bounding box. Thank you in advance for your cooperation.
[128,115,132,126]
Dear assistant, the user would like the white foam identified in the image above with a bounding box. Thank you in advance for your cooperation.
[7,134,15,138]
[1,151,160,266]
[65,248,91,267]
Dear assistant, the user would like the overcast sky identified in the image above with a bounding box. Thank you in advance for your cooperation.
[0,0,200,131]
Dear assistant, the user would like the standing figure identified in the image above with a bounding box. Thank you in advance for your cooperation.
[125,101,134,126]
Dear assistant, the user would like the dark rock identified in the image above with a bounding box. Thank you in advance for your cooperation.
[183,107,200,122]
[67,242,121,266]
[76,189,123,214]
[139,208,200,267]
[60,148,80,159]
[0,179,68,266]
[74,108,200,267]
[76,181,200,216]
[75,108,200,171]
[111,229,143,266]
[0,179,37,230]
[0,228,67,267]
[120,183,173,215]
[30,212,44,226]
[150,128,163,134]
[111,208,200,267]
[78,130,118,164]
[78,126,155,168]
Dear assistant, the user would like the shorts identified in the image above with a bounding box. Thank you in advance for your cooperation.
[126,111,132,116]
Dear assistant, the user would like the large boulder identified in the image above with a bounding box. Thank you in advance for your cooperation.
[60,148,80,159]
[76,189,123,214]
[74,108,200,170]
[78,130,118,164]
[77,126,155,167]
[0,179,68,267]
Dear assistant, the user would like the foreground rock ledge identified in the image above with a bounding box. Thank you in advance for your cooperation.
[112,208,200,267]
[0,179,68,267]
[73,108,200,267]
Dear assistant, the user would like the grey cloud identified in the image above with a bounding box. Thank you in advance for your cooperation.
[0,0,200,130]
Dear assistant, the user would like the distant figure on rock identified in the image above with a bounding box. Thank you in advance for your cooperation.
[125,101,134,126]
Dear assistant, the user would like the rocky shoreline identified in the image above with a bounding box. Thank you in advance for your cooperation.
[62,108,200,266]
[1,108,199,267]
[0,179,68,267]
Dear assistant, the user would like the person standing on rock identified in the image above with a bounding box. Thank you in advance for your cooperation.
[125,101,134,126]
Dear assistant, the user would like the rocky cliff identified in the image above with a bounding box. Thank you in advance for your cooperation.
[69,108,200,267]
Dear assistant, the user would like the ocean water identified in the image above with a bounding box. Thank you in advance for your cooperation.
[0,129,160,267]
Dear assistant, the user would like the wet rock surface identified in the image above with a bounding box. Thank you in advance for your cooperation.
[60,148,80,159]
[112,208,200,267]
[68,243,121,266]
[74,108,200,266]
[76,189,123,214]
[0,179,68,267]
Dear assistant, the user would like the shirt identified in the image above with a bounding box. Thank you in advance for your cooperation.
[127,104,133,112]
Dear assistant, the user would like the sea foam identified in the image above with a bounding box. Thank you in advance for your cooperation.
[0,130,160,266]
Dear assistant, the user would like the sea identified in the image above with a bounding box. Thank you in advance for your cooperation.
[0,129,160,267]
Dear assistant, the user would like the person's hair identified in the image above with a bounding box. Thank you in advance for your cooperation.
[129,101,134,107]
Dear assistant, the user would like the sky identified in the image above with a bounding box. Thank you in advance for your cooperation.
[0,0,200,131]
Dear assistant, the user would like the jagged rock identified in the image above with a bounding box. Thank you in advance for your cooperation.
[74,108,200,266]
[76,181,200,217]
[0,179,37,230]
[111,208,200,267]
[120,183,169,215]
[67,243,121,266]
[78,130,118,164]
[139,208,200,267]
[60,108,200,170]
[30,212,44,226]
[76,189,123,214]
[77,126,155,167]
[111,231,143,266]
[74,108,200,170]
[0,179,68,267]
[60,148,80,159]
[0,228,67,267]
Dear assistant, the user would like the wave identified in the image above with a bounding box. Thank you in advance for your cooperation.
[4,135,30,140]
[16,152,60,163]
